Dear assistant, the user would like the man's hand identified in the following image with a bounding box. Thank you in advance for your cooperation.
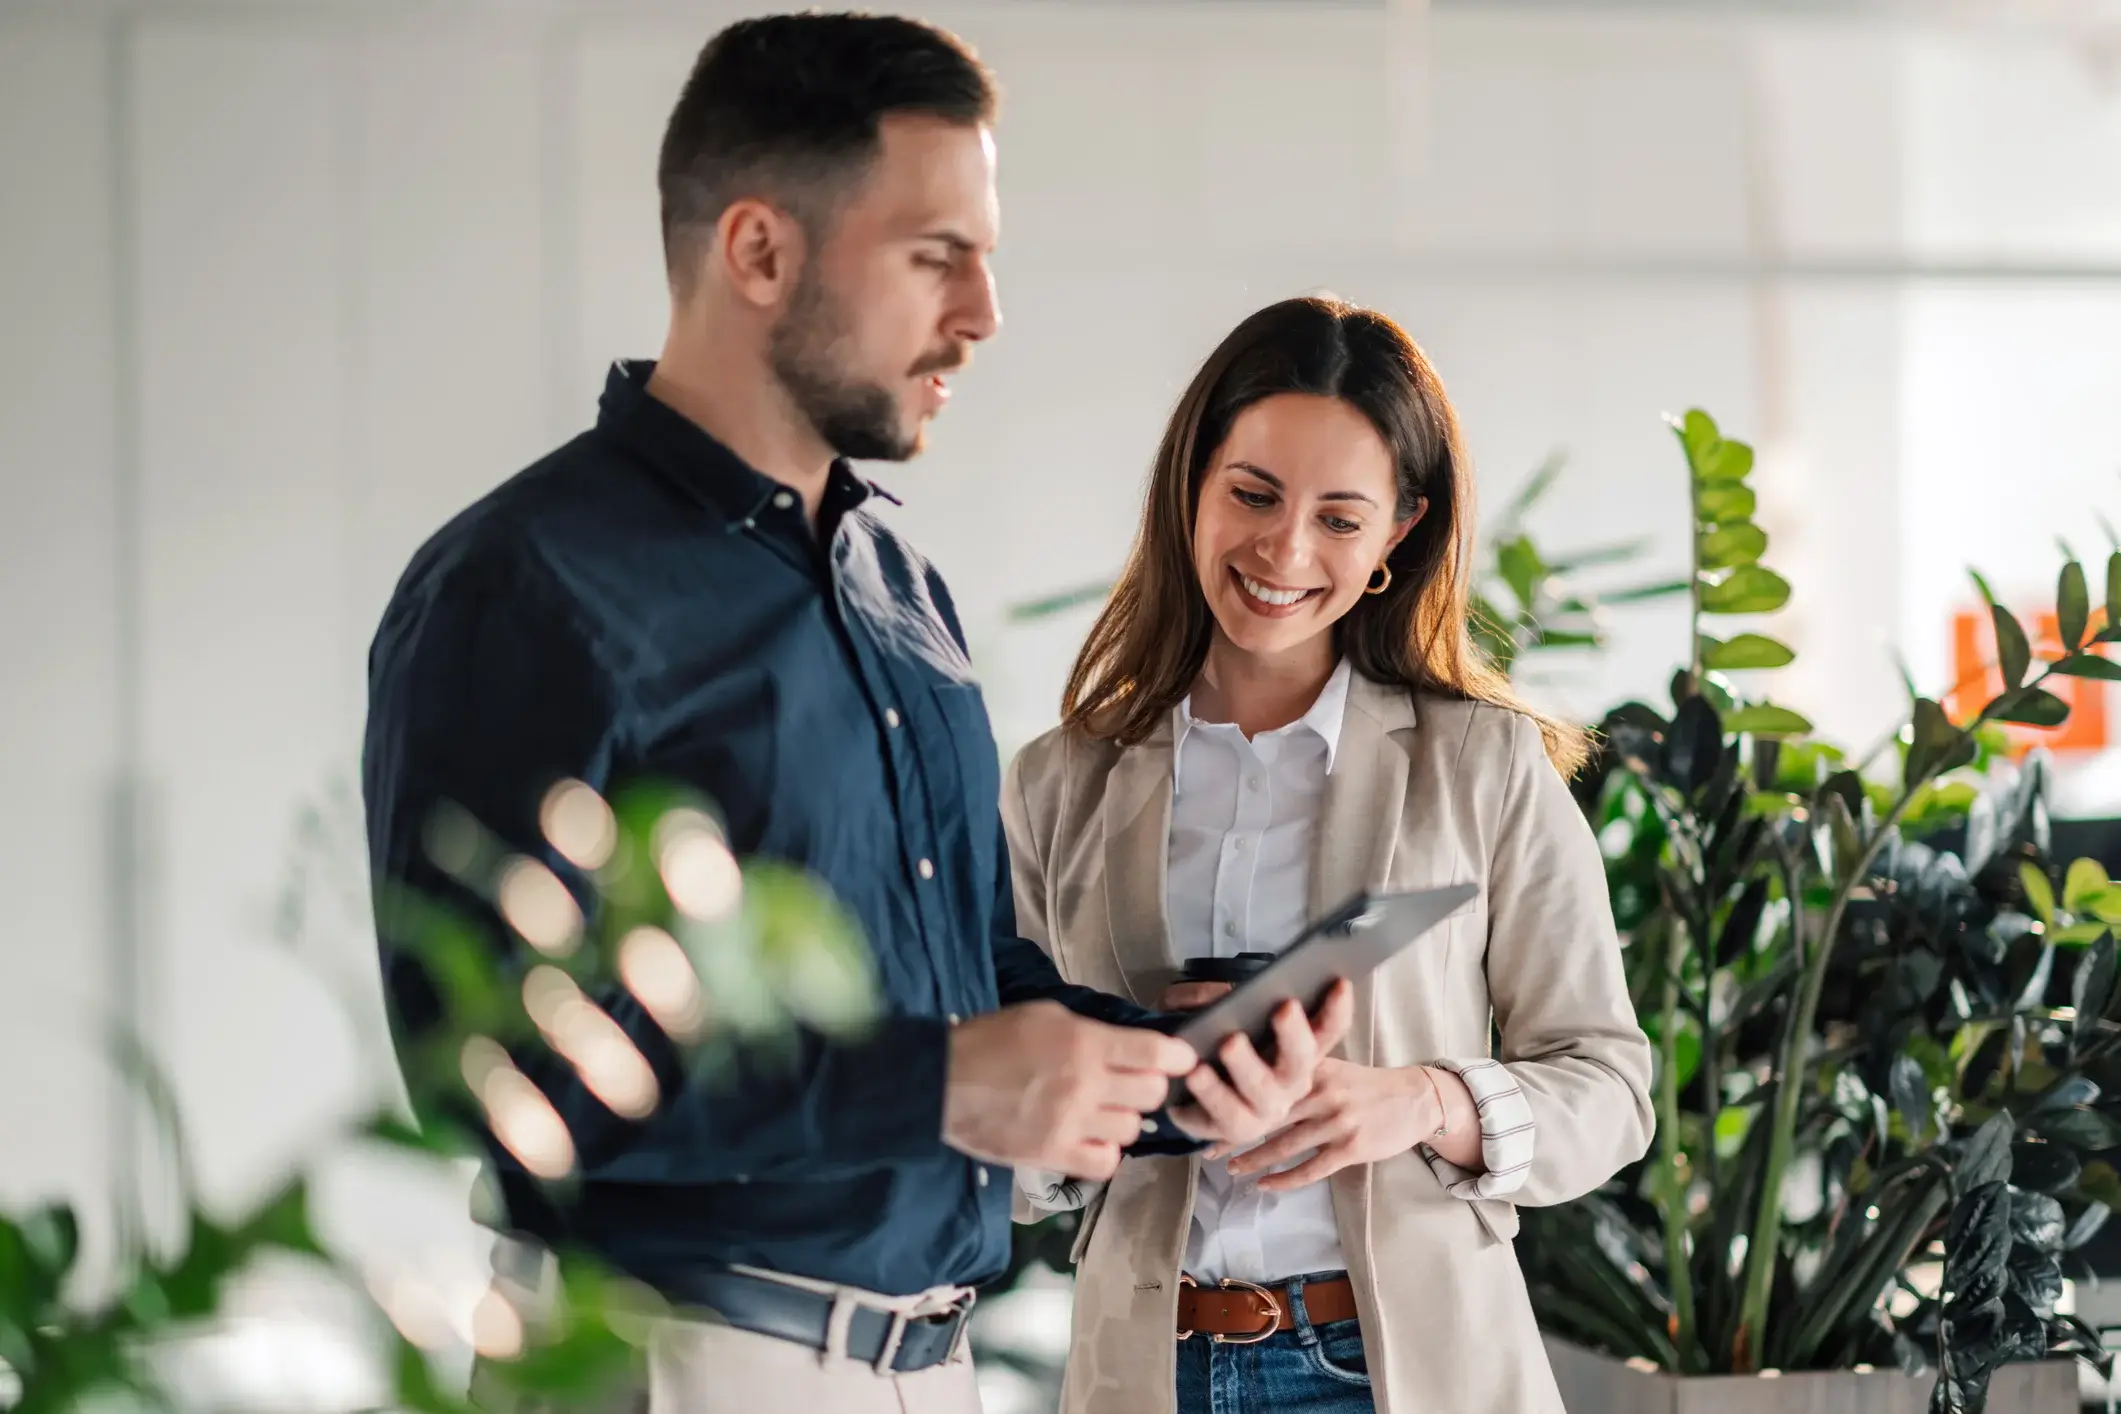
[1221,1057,1449,1189]
[1169,980,1354,1150]
[942,1002,1198,1180]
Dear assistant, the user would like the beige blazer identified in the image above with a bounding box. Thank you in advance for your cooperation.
[1002,672,1655,1414]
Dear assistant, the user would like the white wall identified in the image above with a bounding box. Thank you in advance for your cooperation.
[6,0,2121,1336]
[0,17,124,1290]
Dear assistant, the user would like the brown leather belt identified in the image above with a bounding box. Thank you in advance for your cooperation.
[1176,1275,1359,1344]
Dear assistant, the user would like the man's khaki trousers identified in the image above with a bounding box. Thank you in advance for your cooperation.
[646,1266,982,1414]
[475,1253,983,1414]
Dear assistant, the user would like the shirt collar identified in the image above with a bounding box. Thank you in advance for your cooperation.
[593,359,885,528]
[1173,657,1355,775]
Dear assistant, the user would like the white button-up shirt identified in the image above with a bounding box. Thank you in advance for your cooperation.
[1171,659,1353,1284]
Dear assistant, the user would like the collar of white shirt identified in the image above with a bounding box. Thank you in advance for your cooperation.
[1172,656,1354,778]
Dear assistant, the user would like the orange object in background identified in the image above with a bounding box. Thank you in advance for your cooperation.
[1948,607,2110,754]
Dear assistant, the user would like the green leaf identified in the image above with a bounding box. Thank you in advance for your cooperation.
[2060,561,2091,651]
[233,1183,322,1259]
[396,1341,465,1414]
[2109,551,2121,635]
[19,1205,79,1286]
[1822,787,1863,878]
[1971,568,1999,608]
[1495,535,1545,609]
[2031,1105,2121,1151]
[1989,687,2069,728]
[2053,921,2112,946]
[1699,438,1754,484]
[2053,652,2121,680]
[1500,451,1566,525]
[1678,409,1720,461]
[2021,863,2056,927]
[1992,604,2031,690]
[1906,697,1976,790]
[1723,703,1813,737]
[1959,1110,2018,1190]
[1699,566,1792,615]
[2067,859,2113,914]
[1696,483,1756,523]
[1700,633,1796,671]
[1602,578,1691,605]
[2081,1160,2121,1210]
[1890,1053,1933,1143]
[2067,1201,2112,1250]
[1699,521,1768,571]
[1545,539,1653,575]
[1671,1026,1702,1094]
[1006,582,1113,622]
[2074,935,2118,1050]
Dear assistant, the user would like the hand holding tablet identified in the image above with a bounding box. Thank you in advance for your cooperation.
[1166,883,1479,1110]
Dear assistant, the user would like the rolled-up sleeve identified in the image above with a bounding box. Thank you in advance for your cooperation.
[1419,1057,1537,1200]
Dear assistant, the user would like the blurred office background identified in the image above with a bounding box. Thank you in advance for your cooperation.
[6,0,2121,1409]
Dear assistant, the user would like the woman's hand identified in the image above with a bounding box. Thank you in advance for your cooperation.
[1158,980,1233,1013]
[1221,1059,1471,1190]
[1167,981,1355,1149]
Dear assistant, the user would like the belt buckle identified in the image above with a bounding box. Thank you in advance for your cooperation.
[879,1288,978,1374]
[943,1287,978,1364]
[1176,1274,1281,1346]
[1213,1278,1282,1347]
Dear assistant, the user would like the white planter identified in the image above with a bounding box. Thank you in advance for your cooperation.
[1543,1337,2078,1414]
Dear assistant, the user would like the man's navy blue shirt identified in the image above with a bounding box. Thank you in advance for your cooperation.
[364,361,1185,1299]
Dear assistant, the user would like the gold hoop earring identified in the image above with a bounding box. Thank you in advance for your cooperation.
[1365,564,1392,596]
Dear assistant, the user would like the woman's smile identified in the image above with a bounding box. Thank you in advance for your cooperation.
[1230,567,1324,616]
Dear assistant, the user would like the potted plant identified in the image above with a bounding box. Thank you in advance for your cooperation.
[0,783,878,1414]
[1518,410,2121,1412]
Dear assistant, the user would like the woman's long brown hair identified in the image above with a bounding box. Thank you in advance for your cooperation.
[1061,295,1590,776]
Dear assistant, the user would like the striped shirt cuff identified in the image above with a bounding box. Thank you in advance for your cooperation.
[1015,1167,1092,1214]
[1419,1058,1535,1200]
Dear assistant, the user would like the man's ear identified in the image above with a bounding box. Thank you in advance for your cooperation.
[711,198,808,310]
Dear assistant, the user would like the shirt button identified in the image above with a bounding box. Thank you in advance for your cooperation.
[1245,778,1260,792]
[771,490,795,511]
[1223,922,1237,938]
[884,708,901,728]
[1233,837,1248,852]
[977,1168,990,1188]
[918,858,935,880]
[948,1013,961,1026]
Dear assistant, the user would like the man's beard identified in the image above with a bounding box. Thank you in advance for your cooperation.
[769,271,921,463]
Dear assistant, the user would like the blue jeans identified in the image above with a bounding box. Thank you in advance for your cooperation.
[1174,1273,1374,1414]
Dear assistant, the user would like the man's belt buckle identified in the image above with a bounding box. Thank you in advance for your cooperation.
[1176,1274,1281,1346]
[875,1287,977,1374]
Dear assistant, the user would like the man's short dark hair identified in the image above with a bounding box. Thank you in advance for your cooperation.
[658,12,998,291]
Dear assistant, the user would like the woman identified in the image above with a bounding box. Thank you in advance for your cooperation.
[1005,296,1654,1414]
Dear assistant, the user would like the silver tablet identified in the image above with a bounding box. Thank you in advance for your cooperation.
[1168,882,1479,1108]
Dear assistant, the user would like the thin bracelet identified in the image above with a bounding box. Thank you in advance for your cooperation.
[1420,1066,1450,1140]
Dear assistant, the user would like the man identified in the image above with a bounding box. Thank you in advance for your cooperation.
[363,14,1345,1413]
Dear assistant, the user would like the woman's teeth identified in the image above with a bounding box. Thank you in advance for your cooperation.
[1239,574,1312,607]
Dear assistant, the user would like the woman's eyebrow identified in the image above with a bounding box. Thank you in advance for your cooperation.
[1228,461,1378,507]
